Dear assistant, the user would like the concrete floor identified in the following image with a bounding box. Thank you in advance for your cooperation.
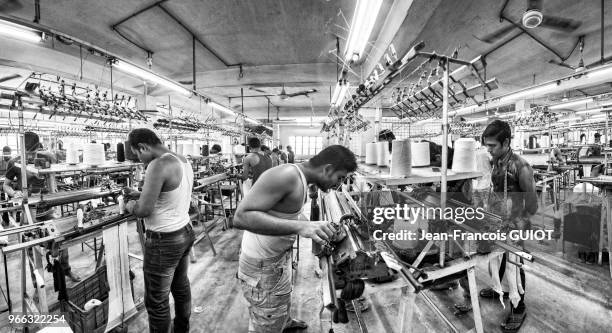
[1,201,612,333]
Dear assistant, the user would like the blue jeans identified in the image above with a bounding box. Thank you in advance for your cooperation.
[144,224,195,333]
[237,251,293,333]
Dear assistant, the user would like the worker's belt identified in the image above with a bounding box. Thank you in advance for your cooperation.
[145,223,192,240]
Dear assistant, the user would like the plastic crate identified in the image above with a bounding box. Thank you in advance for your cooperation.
[60,265,109,333]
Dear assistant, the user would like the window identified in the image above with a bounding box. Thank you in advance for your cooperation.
[288,136,323,156]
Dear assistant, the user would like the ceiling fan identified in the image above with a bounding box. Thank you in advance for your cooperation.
[250,84,317,100]
[477,0,581,44]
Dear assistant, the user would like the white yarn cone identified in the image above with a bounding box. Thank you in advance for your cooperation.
[412,142,430,167]
[390,139,412,176]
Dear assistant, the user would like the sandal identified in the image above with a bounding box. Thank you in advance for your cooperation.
[453,303,472,317]
[501,310,527,333]
[283,318,308,331]
[480,287,509,299]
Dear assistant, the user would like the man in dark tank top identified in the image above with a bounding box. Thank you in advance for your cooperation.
[242,138,272,186]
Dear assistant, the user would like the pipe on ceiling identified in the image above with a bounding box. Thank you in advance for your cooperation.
[111,0,242,70]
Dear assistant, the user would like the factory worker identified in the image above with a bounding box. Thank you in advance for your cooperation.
[235,145,357,333]
[480,120,538,333]
[278,145,288,164]
[124,128,195,333]
[3,132,81,286]
[286,145,295,163]
[271,148,281,167]
[209,144,222,155]
[242,138,272,194]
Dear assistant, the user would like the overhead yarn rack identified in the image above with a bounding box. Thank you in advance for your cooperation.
[386,55,498,123]
[0,76,146,123]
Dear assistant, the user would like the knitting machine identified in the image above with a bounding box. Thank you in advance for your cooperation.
[315,190,426,324]
[317,189,535,330]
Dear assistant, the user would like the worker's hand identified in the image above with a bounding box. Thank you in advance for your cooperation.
[13,191,23,199]
[298,221,335,245]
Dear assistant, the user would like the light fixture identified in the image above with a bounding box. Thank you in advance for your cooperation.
[562,117,582,122]
[208,101,236,116]
[498,83,557,104]
[589,114,606,119]
[586,64,612,79]
[0,20,43,43]
[344,0,383,62]
[331,80,350,107]
[576,108,603,115]
[465,117,489,124]
[244,117,258,124]
[549,98,593,110]
[112,60,191,96]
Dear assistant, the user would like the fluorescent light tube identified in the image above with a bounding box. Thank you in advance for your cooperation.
[0,20,43,43]
[208,101,236,116]
[576,108,603,115]
[344,0,383,62]
[331,81,349,107]
[586,64,612,80]
[549,98,593,110]
[466,117,488,124]
[113,60,191,96]
[562,117,581,122]
[244,117,258,124]
[498,83,557,104]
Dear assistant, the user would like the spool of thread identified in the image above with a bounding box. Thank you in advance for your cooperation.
[452,138,477,172]
[124,141,138,161]
[192,144,201,156]
[376,141,389,166]
[66,143,80,164]
[83,143,105,166]
[118,195,125,214]
[116,142,125,162]
[412,142,430,167]
[76,207,84,229]
[365,142,378,165]
[390,140,412,176]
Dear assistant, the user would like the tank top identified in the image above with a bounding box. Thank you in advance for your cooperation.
[144,153,194,233]
[251,152,272,184]
[241,164,308,259]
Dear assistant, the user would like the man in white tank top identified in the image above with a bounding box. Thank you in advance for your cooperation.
[124,129,195,333]
[234,145,357,333]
